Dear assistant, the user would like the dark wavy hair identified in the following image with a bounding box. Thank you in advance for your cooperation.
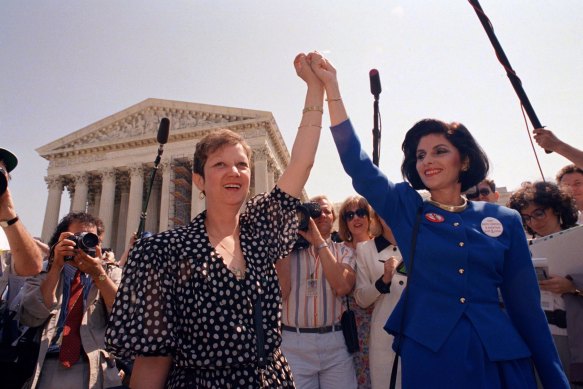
[47,212,105,249]
[507,181,578,236]
[401,119,489,192]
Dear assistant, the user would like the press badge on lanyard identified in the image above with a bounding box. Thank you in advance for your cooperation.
[306,253,320,297]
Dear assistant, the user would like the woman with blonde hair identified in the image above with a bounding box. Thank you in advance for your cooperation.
[338,195,374,388]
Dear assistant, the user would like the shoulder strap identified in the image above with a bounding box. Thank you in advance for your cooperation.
[390,205,423,389]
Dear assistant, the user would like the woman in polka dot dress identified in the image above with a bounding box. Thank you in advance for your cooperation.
[105,52,326,388]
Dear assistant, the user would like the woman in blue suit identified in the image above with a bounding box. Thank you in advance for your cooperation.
[303,51,568,388]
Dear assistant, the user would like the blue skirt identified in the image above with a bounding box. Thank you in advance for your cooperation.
[399,315,536,389]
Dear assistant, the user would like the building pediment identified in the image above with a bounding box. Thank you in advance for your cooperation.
[36,98,283,161]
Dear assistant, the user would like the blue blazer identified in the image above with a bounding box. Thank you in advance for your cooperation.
[330,119,568,388]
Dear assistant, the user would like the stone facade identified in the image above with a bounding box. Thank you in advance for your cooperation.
[37,98,292,257]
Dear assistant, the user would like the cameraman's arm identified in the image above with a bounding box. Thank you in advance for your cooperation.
[40,233,75,308]
[275,255,292,301]
[0,189,42,276]
[317,243,356,296]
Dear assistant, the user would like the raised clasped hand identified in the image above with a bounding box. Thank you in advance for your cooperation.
[306,51,337,86]
[294,52,322,87]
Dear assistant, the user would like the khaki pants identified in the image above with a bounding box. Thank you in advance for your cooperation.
[37,357,89,389]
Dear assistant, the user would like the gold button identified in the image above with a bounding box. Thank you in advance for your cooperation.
[460,297,466,304]
[458,268,465,275]
[453,222,460,227]
[458,242,465,247]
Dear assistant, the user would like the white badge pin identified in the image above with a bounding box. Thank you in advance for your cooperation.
[481,217,503,237]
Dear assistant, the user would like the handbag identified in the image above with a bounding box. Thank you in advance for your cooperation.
[340,296,360,354]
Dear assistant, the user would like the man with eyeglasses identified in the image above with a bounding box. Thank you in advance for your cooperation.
[276,195,357,389]
[464,178,500,204]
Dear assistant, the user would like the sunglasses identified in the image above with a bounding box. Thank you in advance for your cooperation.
[520,208,547,224]
[466,188,491,200]
[344,208,369,221]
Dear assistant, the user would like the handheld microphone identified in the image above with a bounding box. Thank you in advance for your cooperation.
[369,69,381,100]
[157,117,170,144]
[156,118,170,157]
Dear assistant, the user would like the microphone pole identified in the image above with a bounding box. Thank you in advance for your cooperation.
[370,69,382,167]
[468,0,550,154]
[137,117,170,238]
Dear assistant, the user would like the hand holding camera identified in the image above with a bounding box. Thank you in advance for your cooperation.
[294,201,323,250]
[53,231,101,271]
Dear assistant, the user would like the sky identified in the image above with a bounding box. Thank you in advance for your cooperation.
[1,1,582,247]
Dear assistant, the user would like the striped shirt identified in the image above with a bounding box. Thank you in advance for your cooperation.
[282,239,356,328]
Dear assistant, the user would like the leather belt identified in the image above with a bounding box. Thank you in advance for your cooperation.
[282,324,342,334]
[544,309,567,329]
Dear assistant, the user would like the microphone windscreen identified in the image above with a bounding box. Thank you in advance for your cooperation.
[157,118,170,144]
[369,69,382,97]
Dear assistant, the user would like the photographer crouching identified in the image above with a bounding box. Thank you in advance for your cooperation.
[18,212,123,389]
[276,195,357,389]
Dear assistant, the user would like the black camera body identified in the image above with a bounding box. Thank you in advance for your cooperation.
[64,232,100,261]
[294,202,322,250]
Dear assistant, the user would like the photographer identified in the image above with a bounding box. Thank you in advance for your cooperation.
[18,212,122,389]
[276,195,357,389]
[0,147,42,276]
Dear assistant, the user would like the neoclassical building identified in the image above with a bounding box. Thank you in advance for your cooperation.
[37,98,293,256]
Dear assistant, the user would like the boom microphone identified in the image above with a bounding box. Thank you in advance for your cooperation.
[369,69,381,100]
[157,117,170,144]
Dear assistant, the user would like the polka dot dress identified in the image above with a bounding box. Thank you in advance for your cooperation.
[105,187,299,388]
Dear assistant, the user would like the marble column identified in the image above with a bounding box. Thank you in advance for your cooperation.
[125,165,144,241]
[41,176,64,243]
[253,147,269,194]
[98,169,116,248]
[267,159,275,191]
[158,160,171,232]
[71,173,89,212]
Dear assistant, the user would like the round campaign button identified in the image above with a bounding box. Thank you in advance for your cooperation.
[425,212,445,223]
[481,217,503,237]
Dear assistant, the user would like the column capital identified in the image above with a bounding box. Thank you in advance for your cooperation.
[98,168,117,181]
[128,164,145,178]
[44,175,64,190]
[253,146,270,161]
[71,172,89,184]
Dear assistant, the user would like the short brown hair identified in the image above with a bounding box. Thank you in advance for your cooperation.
[556,164,583,184]
[192,129,252,177]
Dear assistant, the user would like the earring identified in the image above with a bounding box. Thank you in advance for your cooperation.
[199,191,205,200]
[461,163,469,172]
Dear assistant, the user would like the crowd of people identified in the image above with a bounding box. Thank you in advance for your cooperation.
[1,52,582,389]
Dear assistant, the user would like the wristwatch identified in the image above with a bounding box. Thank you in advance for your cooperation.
[93,273,107,282]
[0,215,19,228]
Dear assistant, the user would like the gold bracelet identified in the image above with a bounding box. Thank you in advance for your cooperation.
[325,97,342,102]
[302,106,324,114]
[298,124,322,129]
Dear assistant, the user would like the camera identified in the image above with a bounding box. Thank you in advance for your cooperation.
[64,232,100,261]
[0,167,7,196]
[293,202,322,250]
